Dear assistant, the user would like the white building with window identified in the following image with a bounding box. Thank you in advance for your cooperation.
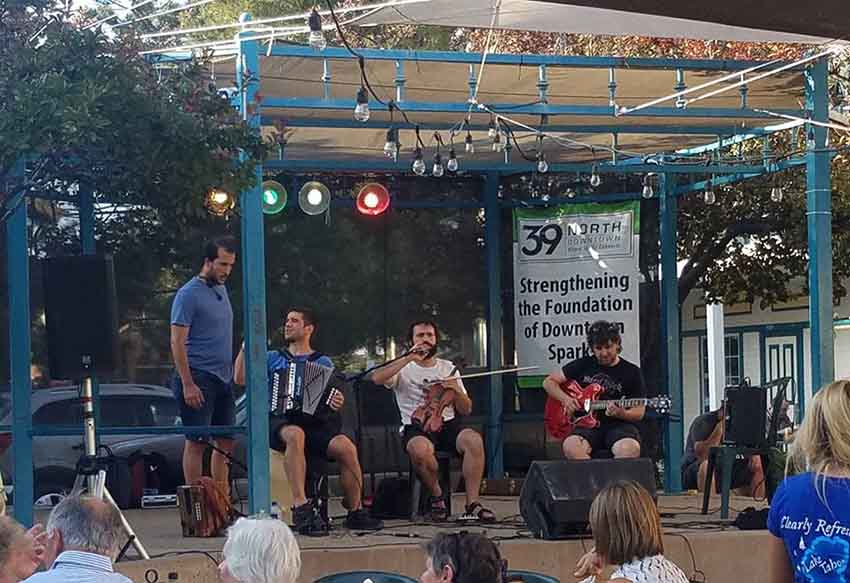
[680,283,850,428]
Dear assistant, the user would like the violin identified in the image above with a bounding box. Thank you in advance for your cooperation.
[412,380,457,433]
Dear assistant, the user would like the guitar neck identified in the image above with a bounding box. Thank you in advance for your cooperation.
[588,398,652,410]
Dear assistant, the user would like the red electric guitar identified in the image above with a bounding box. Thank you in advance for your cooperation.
[544,380,672,439]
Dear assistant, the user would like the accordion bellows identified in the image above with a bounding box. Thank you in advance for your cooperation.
[270,359,340,417]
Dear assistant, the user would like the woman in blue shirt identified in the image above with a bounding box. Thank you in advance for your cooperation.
[768,380,850,583]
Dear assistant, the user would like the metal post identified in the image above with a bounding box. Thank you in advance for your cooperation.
[706,302,726,411]
[484,171,503,478]
[660,174,683,492]
[237,13,270,514]
[7,160,34,526]
[806,58,834,394]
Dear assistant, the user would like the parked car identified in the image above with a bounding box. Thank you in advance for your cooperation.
[0,384,185,507]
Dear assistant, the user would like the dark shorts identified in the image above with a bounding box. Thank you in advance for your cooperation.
[682,456,753,491]
[269,414,341,460]
[571,421,641,453]
[172,368,235,442]
[402,418,468,456]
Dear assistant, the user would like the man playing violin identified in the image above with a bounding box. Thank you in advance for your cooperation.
[543,320,646,460]
[234,307,382,535]
[369,320,495,522]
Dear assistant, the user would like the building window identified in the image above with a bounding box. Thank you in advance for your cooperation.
[700,334,742,411]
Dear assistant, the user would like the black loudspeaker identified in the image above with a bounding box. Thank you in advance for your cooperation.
[43,255,119,379]
[519,458,656,540]
[724,386,767,447]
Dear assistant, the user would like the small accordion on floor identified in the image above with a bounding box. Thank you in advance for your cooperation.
[270,359,344,419]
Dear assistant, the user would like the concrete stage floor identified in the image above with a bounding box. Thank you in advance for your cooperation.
[39,492,770,583]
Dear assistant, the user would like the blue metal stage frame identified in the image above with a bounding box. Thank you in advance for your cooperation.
[5,36,834,523]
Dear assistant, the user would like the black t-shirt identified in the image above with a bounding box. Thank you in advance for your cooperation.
[561,355,646,427]
[682,411,721,470]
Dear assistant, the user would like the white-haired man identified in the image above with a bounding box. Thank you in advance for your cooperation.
[23,495,131,583]
[219,517,301,583]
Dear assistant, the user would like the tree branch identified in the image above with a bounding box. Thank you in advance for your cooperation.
[678,221,773,301]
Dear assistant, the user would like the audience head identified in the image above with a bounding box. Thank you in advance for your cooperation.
[421,532,504,583]
[44,496,123,566]
[0,517,40,582]
[791,379,850,477]
[219,517,301,583]
[589,481,663,566]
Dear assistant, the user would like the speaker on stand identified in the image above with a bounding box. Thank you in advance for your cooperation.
[43,254,119,379]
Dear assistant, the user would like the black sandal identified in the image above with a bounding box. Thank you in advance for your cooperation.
[462,501,496,522]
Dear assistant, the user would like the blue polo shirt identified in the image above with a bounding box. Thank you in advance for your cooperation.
[171,276,233,382]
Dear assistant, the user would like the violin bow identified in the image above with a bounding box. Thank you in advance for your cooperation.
[422,365,539,387]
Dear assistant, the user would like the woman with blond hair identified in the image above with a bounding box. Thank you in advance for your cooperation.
[768,379,850,583]
[574,481,688,583]
[0,516,46,583]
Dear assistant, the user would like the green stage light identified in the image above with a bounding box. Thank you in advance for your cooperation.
[261,180,288,215]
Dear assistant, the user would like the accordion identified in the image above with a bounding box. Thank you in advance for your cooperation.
[269,359,343,419]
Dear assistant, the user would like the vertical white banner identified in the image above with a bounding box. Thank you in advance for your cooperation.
[513,202,641,388]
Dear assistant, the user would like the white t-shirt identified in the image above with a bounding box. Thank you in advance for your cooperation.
[385,359,467,427]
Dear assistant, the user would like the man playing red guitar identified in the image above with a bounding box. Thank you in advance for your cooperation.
[543,320,646,459]
[369,320,495,522]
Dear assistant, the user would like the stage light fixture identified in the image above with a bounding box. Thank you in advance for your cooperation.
[261,180,288,215]
[298,181,331,215]
[355,182,390,216]
[205,188,235,216]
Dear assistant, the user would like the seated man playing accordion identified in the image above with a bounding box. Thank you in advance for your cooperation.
[235,307,382,535]
[369,320,495,522]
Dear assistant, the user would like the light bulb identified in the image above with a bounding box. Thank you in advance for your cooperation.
[566,189,577,199]
[771,186,784,203]
[465,134,474,154]
[412,149,426,175]
[488,119,496,139]
[354,87,370,122]
[383,128,398,158]
[642,184,654,199]
[541,193,551,202]
[307,189,323,206]
[703,189,716,205]
[308,9,326,50]
[263,190,278,205]
[212,190,230,204]
[590,166,602,188]
[447,150,459,172]
[492,133,502,152]
[537,158,549,174]
[675,96,687,109]
[807,127,816,150]
[432,153,444,177]
[363,192,379,209]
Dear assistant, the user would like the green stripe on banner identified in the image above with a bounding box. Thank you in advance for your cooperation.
[517,375,547,389]
[512,201,640,242]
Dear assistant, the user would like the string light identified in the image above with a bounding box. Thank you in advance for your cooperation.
[464,130,474,154]
[354,87,370,122]
[642,175,654,199]
[807,125,816,150]
[432,152,444,177]
[535,134,547,173]
[383,127,399,160]
[412,147,426,176]
[491,131,502,152]
[771,185,784,202]
[307,7,326,50]
[447,148,459,172]
[590,164,602,188]
[703,180,716,205]
[487,116,497,139]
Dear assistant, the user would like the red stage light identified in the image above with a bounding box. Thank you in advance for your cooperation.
[355,182,390,216]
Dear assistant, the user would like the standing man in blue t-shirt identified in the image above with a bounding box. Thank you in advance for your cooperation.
[170,236,237,497]
[234,307,382,535]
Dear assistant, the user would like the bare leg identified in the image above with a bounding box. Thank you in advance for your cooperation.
[327,435,363,511]
[456,429,485,506]
[280,426,308,506]
[407,436,441,497]
[211,438,234,496]
[182,440,207,485]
